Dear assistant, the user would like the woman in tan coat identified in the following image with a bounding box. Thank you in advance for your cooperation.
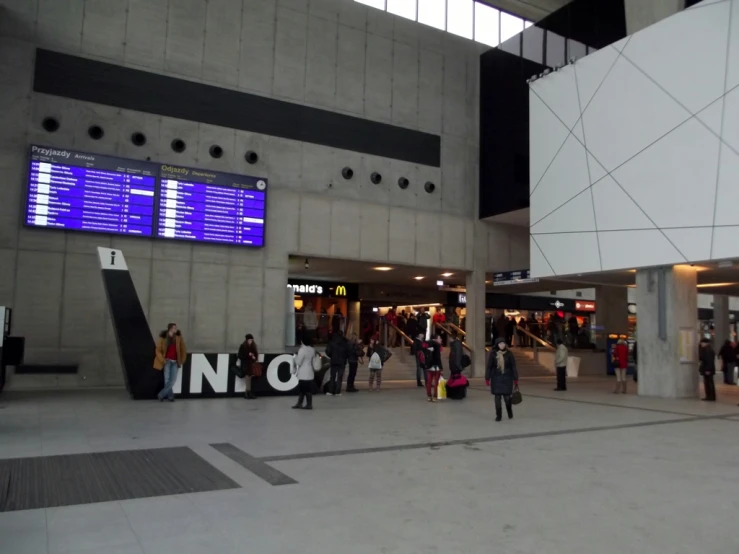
[153,323,187,402]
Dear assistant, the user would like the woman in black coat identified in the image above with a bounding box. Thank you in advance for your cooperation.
[237,334,259,400]
[485,337,519,421]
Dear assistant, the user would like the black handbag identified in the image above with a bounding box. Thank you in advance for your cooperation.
[230,361,246,379]
[511,387,523,405]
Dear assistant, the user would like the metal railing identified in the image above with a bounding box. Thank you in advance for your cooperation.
[515,325,556,351]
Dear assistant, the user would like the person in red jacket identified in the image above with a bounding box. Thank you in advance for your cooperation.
[613,338,629,394]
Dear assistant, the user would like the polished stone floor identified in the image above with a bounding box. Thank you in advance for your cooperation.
[2,376,739,554]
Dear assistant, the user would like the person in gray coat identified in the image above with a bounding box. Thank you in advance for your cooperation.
[448,330,463,374]
[485,337,519,421]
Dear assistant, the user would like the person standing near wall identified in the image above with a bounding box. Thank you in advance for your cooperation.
[718,339,736,385]
[154,323,187,402]
[485,338,519,421]
[699,337,717,402]
[238,334,259,400]
[554,338,568,391]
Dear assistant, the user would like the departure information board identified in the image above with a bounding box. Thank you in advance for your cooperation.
[25,145,157,236]
[156,164,267,247]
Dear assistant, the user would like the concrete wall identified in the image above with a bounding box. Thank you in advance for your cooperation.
[0,0,526,389]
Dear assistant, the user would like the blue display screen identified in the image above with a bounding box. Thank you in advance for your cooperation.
[25,146,157,236]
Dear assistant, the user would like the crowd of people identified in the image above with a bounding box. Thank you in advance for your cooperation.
[495,313,593,349]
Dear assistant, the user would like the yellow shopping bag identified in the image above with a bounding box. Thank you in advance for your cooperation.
[437,376,447,400]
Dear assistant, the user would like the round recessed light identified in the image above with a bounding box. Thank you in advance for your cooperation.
[441,272,453,277]
[374,267,392,271]
[414,276,424,280]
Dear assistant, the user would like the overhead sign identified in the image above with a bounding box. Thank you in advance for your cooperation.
[575,301,596,312]
[458,293,467,304]
[493,269,539,286]
[550,300,565,309]
[287,280,356,299]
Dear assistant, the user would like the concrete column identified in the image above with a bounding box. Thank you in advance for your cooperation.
[624,0,684,34]
[465,269,487,378]
[635,265,699,398]
[595,286,629,349]
[348,301,361,340]
[713,295,730,346]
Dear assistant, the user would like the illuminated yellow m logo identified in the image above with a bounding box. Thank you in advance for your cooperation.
[335,285,347,296]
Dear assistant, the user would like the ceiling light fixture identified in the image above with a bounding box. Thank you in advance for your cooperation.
[697,283,736,288]
[374,267,393,271]
[414,276,424,280]
[441,272,453,277]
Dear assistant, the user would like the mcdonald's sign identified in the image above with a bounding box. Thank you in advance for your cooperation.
[287,279,358,299]
[335,285,347,297]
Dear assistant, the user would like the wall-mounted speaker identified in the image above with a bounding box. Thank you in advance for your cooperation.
[131,132,147,146]
[424,181,436,194]
[88,125,104,140]
[42,117,60,133]
[171,139,186,153]
[341,167,354,179]
[245,150,259,164]
[370,172,382,184]
[398,177,409,189]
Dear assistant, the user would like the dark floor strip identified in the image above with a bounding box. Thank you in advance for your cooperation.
[468,386,702,417]
[0,447,240,512]
[210,443,298,486]
[258,415,708,463]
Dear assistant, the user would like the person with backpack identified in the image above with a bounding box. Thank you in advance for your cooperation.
[366,338,389,392]
[325,330,349,396]
[292,335,318,410]
[346,334,364,393]
[485,337,519,421]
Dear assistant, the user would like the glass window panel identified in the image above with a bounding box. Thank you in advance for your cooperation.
[387,0,416,20]
[500,11,524,43]
[474,2,499,47]
[355,0,386,8]
[499,35,521,56]
[522,25,544,64]
[447,0,473,39]
[545,31,565,67]
[418,0,445,30]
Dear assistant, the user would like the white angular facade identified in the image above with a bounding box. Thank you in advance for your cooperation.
[529,0,739,277]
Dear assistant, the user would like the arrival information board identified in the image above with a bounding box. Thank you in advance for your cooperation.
[156,164,267,247]
[25,146,157,236]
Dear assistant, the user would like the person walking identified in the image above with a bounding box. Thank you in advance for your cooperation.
[613,338,629,394]
[292,336,317,410]
[237,334,259,399]
[425,334,443,402]
[346,334,364,393]
[718,339,736,385]
[485,338,519,421]
[366,338,388,392]
[699,337,717,402]
[554,338,568,391]
[325,330,349,396]
[154,323,187,402]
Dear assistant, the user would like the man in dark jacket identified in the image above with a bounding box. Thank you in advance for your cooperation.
[718,339,736,385]
[345,333,364,393]
[699,338,716,401]
[325,331,349,396]
[448,330,463,374]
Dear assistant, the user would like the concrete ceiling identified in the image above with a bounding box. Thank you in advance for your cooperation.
[477,0,572,22]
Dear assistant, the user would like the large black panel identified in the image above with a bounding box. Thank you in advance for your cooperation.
[102,268,160,399]
[536,0,626,50]
[479,50,544,219]
[33,49,441,167]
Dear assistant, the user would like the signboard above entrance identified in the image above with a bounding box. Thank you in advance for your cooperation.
[493,269,539,286]
[287,280,358,299]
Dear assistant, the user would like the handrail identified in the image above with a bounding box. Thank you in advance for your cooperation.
[390,323,414,347]
[433,321,475,354]
[516,325,555,350]
[445,321,466,336]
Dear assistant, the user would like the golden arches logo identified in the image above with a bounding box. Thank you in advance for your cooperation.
[335,285,347,297]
